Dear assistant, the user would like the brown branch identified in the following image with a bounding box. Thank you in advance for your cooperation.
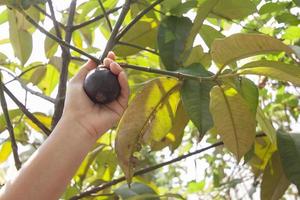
[51,0,77,128]
[69,133,266,200]
[116,41,158,55]
[0,76,22,170]
[47,0,64,48]
[18,9,100,64]
[3,85,51,136]
[98,0,112,32]
[115,0,165,42]
[99,0,132,62]
[0,67,55,103]
[34,5,65,30]
[72,6,122,30]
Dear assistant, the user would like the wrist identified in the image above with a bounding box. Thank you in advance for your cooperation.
[59,114,98,142]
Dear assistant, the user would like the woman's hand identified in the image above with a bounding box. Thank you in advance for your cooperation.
[62,51,130,139]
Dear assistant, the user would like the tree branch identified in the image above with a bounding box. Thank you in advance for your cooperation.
[120,63,214,81]
[47,0,64,46]
[117,41,158,55]
[98,0,112,32]
[34,5,66,30]
[0,76,22,170]
[3,85,51,136]
[69,133,266,200]
[115,0,165,42]
[72,6,122,30]
[99,0,132,62]
[0,67,56,103]
[52,0,77,128]
[18,9,100,64]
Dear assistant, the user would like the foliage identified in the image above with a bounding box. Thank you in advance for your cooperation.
[0,0,300,199]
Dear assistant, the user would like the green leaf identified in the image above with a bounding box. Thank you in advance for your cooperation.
[44,28,59,58]
[116,77,180,183]
[8,10,33,65]
[235,77,259,115]
[0,9,7,25]
[0,141,12,164]
[239,60,300,86]
[157,16,193,70]
[256,107,277,145]
[261,152,290,200]
[0,109,22,132]
[184,0,219,54]
[115,182,158,200]
[169,0,198,16]
[37,64,59,96]
[259,2,289,15]
[180,64,214,137]
[21,63,47,85]
[212,0,257,20]
[24,112,51,133]
[114,20,158,57]
[199,24,224,48]
[293,0,300,6]
[211,33,295,68]
[282,26,300,41]
[210,84,256,160]
[277,131,300,189]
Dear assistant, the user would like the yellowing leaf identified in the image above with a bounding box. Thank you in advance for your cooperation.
[211,33,295,68]
[25,113,51,133]
[44,28,59,58]
[116,77,181,183]
[239,60,300,86]
[256,107,277,145]
[114,20,158,57]
[210,85,256,160]
[8,10,32,65]
[261,152,290,200]
[0,141,12,164]
[151,101,189,152]
[213,0,257,20]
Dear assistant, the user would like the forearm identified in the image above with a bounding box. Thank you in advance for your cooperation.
[0,117,97,200]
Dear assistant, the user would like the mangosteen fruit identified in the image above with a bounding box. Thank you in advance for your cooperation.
[83,66,121,104]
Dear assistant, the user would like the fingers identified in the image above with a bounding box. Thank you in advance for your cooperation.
[72,59,97,82]
[107,51,116,61]
[117,71,130,108]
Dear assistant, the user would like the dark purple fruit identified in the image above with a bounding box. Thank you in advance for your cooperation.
[83,67,121,104]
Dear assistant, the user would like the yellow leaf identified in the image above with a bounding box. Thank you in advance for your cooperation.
[25,113,51,133]
[115,77,180,183]
[210,84,256,161]
[211,33,295,68]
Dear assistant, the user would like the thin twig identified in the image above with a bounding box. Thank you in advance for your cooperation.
[0,67,55,103]
[98,0,112,32]
[18,9,100,64]
[0,76,22,170]
[70,133,266,199]
[3,85,51,136]
[72,6,122,30]
[47,0,64,51]
[34,5,65,29]
[99,0,132,62]
[115,0,165,42]
[117,41,158,55]
[52,0,77,128]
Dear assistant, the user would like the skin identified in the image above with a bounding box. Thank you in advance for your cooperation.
[0,51,130,200]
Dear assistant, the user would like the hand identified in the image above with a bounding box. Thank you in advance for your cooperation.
[62,52,130,139]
